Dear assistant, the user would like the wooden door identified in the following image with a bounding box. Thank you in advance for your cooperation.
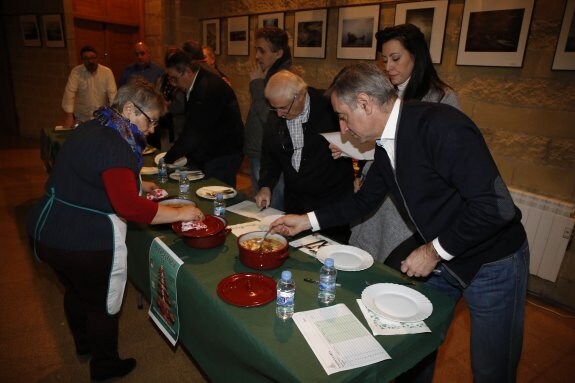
[73,19,139,82]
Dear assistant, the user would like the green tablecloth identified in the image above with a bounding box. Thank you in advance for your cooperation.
[39,131,456,382]
[128,171,456,383]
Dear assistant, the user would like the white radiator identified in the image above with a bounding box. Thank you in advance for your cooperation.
[510,188,575,282]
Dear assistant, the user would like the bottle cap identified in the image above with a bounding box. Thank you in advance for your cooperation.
[281,270,292,281]
[325,258,334,267]
[215,193,223,200]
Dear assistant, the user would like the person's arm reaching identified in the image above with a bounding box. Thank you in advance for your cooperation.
[102,168,204,224]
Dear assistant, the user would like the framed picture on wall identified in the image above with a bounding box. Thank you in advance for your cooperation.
[257,12,284,30]
[227,16,249,56]
[203,19,220,55]
[456,0,535,67]
[552,0,575,70]
[20,15,41,47]
[337,5,380,60]
[394,0,448,64]
[294,9,328,59]
[41,14,65,48]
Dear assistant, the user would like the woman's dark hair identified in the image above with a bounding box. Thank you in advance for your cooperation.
[375,24,451,101]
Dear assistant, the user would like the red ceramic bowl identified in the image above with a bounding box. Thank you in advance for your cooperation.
[172,215,230,249]
[237,231,289,270]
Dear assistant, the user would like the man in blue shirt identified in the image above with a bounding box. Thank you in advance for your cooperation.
[118,42,164,87]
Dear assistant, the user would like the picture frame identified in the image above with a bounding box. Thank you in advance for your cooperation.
[41,14,65,48]
[202,19,221,55]
[394,0,448,64]
[294,9,328,59]
[20,15,41,47]
[552,0,575,70]
[456,0,535,67]
[257,12,284,30]
[337,5,380,60]
[227,16,249,56]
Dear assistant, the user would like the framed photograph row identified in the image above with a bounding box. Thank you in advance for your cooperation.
[202,0,573,70]
[20,14,65,48]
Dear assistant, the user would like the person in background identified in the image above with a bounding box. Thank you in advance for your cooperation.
[245,27,292,208]
[28,79,205,381]
[333,24,460,266]
[118,41,165,148]
[202,45,232,87]
[61,45,117,129]
[163,48,244,187]
[257,70,354,243]
[271,63,529,383]
[118,42,164,87]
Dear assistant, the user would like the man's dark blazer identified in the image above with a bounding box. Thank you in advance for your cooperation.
[259,87,354,214]
[164,69,243,167]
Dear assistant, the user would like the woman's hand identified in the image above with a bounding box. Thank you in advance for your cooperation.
[152,205,205,225]
[249,62,266,81]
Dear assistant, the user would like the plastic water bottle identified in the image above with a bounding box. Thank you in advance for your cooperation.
[157,157,168,184]
[213,193,226,217]
[318,258,337,304]
[178,172,190,199]
[276,270,295,320]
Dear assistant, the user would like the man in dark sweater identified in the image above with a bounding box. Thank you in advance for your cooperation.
[271,63,529,383]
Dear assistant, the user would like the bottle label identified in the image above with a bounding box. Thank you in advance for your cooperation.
[319,281,336,292]
[276,291,294,306]
[214,206,225,216]
[179,184,189,193]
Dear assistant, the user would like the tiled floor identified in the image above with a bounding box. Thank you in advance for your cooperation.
[0,138,573,382]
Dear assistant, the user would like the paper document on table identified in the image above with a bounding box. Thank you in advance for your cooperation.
[289,233,340,257]
[225,200,284,220]
[321,132,375,161]
[357,299,431,336]
[293,304,390,375]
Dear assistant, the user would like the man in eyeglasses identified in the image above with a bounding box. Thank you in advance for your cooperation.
[61,45,117,129]
[256,70,354,243]
[162,48,244,188]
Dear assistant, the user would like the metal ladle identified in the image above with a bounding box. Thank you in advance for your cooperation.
[256,229,272,253]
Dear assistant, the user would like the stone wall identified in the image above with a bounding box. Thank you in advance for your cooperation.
[186,0,575,203]
[183,0,575,309]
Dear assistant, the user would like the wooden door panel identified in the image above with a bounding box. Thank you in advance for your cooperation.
[73,0,107,21]
[106,0,140,25]
[73,19,108,65]
[106,25,140,82]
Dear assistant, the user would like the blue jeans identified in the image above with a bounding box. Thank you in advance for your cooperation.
[424,241,529,383]
[249,157,285,211]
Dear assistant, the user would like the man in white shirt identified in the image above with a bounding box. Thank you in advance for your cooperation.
[61,45,117,128]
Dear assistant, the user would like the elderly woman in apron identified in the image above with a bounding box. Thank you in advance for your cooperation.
[27,79,205,381]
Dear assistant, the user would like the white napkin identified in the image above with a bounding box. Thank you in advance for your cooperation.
[289,233,340,257]
[357,299,431,336]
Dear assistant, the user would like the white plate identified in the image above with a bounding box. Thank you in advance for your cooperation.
[361,283,433,322]
[196,186,237,200]
[140,166,158,175]
[154,152,187,168]
[316,245,374,271]
[169,171,205,181]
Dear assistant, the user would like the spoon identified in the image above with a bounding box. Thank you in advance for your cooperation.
[256,229,272,253]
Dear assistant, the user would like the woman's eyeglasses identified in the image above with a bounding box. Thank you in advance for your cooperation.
[133,103,158,127]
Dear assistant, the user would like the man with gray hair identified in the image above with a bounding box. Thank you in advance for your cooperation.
[257,69,354,243]
[271,63,529,383]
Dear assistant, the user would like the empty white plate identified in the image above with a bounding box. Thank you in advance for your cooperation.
[315,245,374,271]
[361,283,433,322]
